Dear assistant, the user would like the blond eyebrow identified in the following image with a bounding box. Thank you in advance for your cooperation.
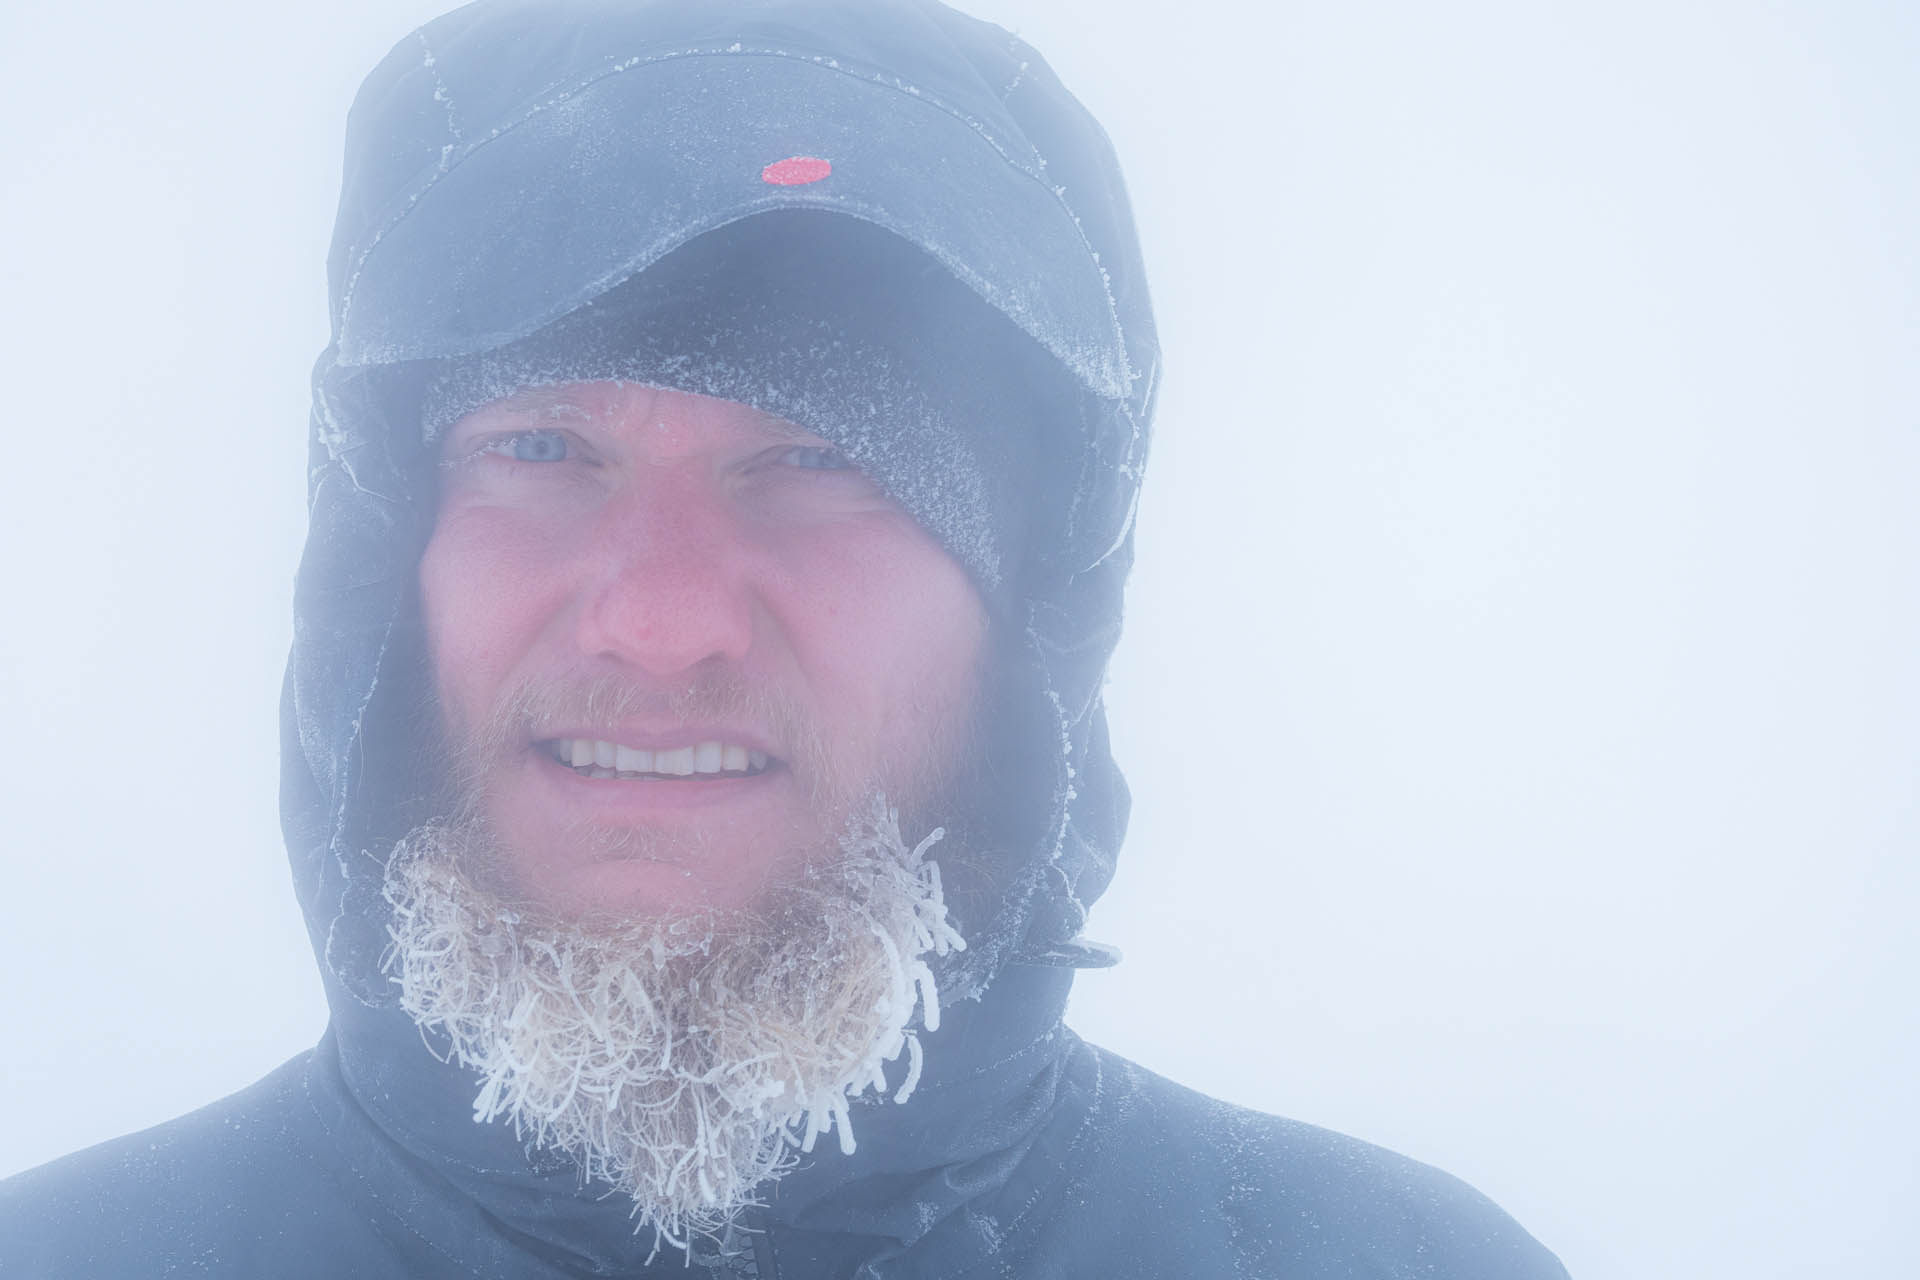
[473,386,822,441]
[741,411,825,444]
[477,386,594,418]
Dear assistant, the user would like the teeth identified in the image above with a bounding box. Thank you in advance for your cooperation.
[550,739,770,778]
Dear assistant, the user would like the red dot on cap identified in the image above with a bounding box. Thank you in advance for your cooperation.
[762,156,832,186]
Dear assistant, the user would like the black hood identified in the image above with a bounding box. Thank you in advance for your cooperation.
[284,0,1157,1266]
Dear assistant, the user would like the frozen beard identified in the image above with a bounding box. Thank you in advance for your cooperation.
[379,673,972,1250]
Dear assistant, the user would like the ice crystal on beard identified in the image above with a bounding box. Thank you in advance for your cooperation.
[379,796,963,1253]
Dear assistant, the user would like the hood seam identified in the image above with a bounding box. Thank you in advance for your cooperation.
[302,1052,494,1278]
[919,1033,1105,1280]
[413,29,464,173]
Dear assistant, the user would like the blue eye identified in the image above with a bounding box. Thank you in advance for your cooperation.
[481,430,570,462]
[779,445,853,470]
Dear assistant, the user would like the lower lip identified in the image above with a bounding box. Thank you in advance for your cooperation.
[530,750,786,813]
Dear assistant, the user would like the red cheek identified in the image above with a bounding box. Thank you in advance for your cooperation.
[422,507,575,675]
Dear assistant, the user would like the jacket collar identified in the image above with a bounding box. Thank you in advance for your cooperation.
[310,959,1076,1275]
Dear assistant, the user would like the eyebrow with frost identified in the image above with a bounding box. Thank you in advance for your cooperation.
[449,383,826,445]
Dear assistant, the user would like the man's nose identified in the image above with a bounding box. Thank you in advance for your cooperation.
[570,469,759,677]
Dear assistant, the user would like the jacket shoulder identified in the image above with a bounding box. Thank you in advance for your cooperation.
[0,1049,405,1279]
[1000,1038,1569,1280]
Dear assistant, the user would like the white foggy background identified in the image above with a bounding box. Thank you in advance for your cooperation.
[2,1,1913,1276]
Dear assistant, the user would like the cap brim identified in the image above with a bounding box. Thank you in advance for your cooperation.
[335,52,1131,401]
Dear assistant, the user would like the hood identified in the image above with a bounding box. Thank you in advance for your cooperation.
[283,0,1156,1267]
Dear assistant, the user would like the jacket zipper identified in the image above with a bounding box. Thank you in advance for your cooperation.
[706,1211,776,1279]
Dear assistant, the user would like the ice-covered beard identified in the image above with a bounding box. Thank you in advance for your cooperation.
[379,672,970,1251]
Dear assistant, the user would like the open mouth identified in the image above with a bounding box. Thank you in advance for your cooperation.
[541,738,773,781]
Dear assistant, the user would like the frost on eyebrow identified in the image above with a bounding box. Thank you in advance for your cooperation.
[462,385,596,423]
[436,381,827,452]
[735,408,829,446]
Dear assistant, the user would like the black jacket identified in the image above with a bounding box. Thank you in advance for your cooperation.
[1,2,1568,1276]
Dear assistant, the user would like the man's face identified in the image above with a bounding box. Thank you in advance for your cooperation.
[419,381,988,916]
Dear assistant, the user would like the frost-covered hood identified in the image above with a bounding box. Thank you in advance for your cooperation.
[283,0,1156,1267]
